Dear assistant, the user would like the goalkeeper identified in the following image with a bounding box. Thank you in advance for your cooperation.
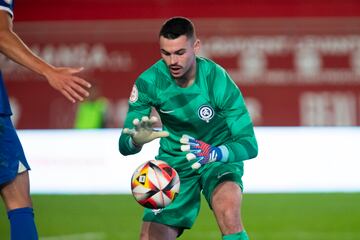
[119,17,258,240]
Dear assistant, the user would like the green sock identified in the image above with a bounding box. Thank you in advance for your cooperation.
[222,230,249,240]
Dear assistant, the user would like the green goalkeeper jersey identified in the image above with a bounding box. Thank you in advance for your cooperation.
[119,56,258,175]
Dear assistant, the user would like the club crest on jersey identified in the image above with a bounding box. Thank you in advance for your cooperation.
[129,85,138,103]
[198,105,214,123]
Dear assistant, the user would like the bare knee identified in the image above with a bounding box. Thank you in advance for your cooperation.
[0,171,33,210]
[212,181,244,235]
[140,221,178,240]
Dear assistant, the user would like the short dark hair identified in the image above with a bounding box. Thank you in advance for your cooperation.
[159,17,196,40]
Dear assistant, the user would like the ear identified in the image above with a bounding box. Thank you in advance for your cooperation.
[193,39,201,54]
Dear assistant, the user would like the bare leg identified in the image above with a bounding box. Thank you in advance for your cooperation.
[211,181,244,235]
[140,221,178,240]
[0,171,33,210]
[1,171,38,239]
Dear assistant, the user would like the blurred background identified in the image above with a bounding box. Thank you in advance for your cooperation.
[4,0,360,129]
[1,1,360,239]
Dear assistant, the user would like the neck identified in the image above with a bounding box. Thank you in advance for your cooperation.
[176,76,195,87]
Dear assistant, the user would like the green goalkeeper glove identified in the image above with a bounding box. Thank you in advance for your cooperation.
[122,116,169,147]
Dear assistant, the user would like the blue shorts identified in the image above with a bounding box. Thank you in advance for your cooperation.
[0,116,30,185]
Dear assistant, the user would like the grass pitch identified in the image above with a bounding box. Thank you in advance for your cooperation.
[1,193,360,240]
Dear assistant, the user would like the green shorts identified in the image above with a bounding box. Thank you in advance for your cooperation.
[142,161,244,232]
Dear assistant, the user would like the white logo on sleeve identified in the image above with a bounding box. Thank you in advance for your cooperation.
[159,109,175,114]
[129,85,138,103]
[198,105,214,123]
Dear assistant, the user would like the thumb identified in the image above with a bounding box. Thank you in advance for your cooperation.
[67,67,84,74]
[152,131,169,139]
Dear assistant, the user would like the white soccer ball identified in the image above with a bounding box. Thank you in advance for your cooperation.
[131,160,180,209]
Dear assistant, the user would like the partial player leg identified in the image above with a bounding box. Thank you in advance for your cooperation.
[211,181,249,239]
[1,171,32,210]
[140,221,178,240]
[0,171,38,240]
[140,173,201,239]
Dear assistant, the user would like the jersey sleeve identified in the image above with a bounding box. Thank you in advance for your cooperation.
[118,76,153,156]
[0,0,14,18]
[212,66,258,162]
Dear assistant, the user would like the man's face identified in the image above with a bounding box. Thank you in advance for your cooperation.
[159,35,200,79]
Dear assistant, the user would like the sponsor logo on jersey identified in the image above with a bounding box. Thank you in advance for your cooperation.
[129,85,138,103]
[198,105,214,123]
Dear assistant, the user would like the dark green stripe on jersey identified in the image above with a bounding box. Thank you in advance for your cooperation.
[119,57,258,174]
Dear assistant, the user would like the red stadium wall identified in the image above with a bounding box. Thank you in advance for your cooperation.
[13,0,360,20]
[3,0,360,128]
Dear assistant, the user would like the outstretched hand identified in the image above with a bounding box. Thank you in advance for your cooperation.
[45,66,91,103]
[123,116,169,146]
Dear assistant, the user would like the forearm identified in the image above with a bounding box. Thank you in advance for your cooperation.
[0,28,53,76]
[223,137,258,162]
[0,11,90,103]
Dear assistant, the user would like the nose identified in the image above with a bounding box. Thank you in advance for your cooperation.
[170,54,178,65]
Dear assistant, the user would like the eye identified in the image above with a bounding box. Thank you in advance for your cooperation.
[176,50,185,56]
[161,50,170,56]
